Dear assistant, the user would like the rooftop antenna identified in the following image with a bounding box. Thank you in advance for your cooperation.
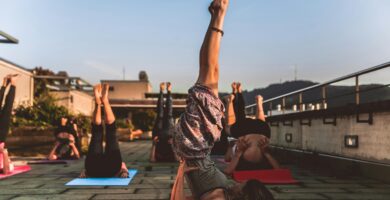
[294,65,298,81]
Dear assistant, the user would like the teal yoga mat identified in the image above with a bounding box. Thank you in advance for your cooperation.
[65,169,137,186]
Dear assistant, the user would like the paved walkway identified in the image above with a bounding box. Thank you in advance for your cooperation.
[1,141,390,200]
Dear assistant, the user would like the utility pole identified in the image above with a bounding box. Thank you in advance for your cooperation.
[123,67,126,80]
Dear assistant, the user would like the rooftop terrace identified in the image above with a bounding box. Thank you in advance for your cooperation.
[2,141,390,200]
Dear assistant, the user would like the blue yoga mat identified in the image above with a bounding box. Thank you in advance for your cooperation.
[65,169,137,186]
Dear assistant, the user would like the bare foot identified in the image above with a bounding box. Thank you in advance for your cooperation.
[237,82,242,93]
[93,84,102,105]
[160,82,165,92]
[9,74,19,86]
[101,84,110,104]
[166,82,172,92]
[231,82,237,94]
[2,75,9,87]
[209,0,229,16]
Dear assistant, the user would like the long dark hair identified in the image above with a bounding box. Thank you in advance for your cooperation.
[241,179,274,200]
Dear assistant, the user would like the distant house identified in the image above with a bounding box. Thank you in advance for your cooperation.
[50,89,94,116]
[0,57,34,108]
[101,71,186,118]
[34,72,95,116]
[101,80,152,101]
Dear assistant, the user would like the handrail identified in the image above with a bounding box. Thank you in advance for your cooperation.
[0,30,19,44]
[246,61,390,110]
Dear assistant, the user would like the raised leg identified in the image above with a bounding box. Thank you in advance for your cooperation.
[256,95,266,122]
[225,94,236,126]
[87,85,105,156]
[233,82,246,123]
[102,84,115,125]
[93,85,102,125]
[0,76,16,143]
[163,82,174,133]
[196,0,229,96]
[152,83,165,139]
[0,75,10,109]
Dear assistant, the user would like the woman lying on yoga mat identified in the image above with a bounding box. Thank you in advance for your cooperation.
[79,84,128,178]
[48,117,80,160]
[172,160,275,200]
[223,85,280,175]
[0,74,18,174]
[150,82,176,162]
[171,1,274,199]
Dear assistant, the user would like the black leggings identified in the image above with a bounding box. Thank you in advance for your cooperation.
[85,122,122,177]
[0,86,15,143]
[233,92,246,123]
[152,91,175,139]
[152,91,175,162]
[231,92,271,138]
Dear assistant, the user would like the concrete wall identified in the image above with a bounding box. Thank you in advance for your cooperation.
[101,80,152,100]
[50,90,94,116]
[270,111,390,164]
[0,59,34,108]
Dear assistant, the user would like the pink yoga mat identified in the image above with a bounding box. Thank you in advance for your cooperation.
[233,169,299,184]
[0,165,31,180]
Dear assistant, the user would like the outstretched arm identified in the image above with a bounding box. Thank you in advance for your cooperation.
[264,152,280,169]
[48,142,60,160]
[224,138,247,175]
[197,0,229,96]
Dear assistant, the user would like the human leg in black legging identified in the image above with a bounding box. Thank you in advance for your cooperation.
[85,84,123,177]
[0,80,16,143]
[150,83,165,162]
[230,82,249,138]
[103,122,122,176]
[101,83,122,176]
[85,86,105,176]
[163,82,174,137]
[233,82,246,123]
[156,82,175,162]
[152,82,165,139]
[85,123,105,177]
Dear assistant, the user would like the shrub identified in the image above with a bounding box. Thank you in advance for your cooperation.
[132,109,156,131]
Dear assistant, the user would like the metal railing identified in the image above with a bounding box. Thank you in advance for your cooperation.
[246,61,390,116]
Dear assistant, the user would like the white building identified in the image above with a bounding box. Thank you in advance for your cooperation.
[0,57,34,108]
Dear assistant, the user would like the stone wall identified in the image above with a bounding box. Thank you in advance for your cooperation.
[269,111,390,164]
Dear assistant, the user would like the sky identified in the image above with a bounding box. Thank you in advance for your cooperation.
[1,0,390,93]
